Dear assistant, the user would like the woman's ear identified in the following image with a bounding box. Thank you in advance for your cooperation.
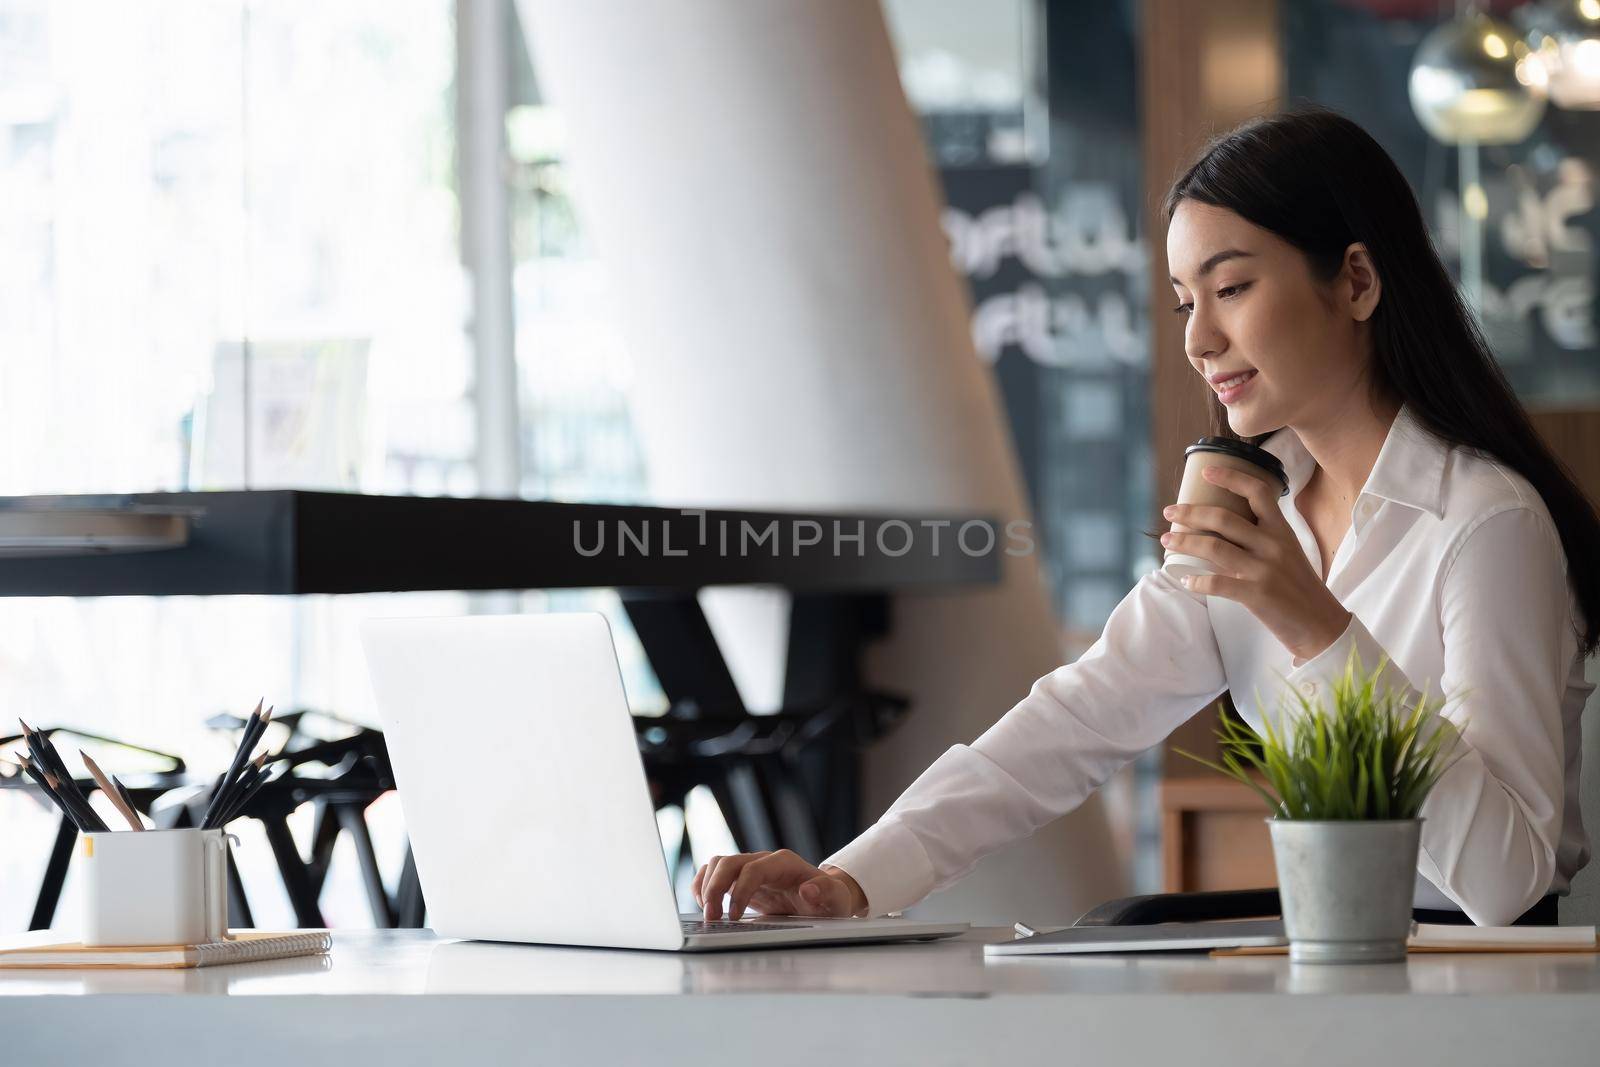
[1343,242,1381,322]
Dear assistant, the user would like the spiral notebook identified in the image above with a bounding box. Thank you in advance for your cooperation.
[0,930,331,969]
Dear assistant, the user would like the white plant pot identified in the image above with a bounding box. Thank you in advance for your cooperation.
[1268,818,1421,964]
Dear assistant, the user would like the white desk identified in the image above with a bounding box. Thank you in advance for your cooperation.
[5,929,1599,1065]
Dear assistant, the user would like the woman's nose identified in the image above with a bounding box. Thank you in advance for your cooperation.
[1184,307,1226,363]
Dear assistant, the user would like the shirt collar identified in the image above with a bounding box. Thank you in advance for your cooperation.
[1259,402,1447,525]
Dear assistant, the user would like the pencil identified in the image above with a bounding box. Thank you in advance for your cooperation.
[79,750,143,830]
[200,700,264,829]
[213,758,263,827]
[111,775,141,826]
[22,724,111,832]
[41,766,107,832]
[204,705,273,830]
[21,721,96,816]
[217,758,278,827]
[17,723,105,832]
[243,705,272,768]
[207,712,270,827]
[4,756,81,829]
[14,751,78,827]
[213,754,266,827]
[19,721,68,787]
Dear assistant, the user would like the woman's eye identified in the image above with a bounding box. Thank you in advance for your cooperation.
[1174,282,1250,316]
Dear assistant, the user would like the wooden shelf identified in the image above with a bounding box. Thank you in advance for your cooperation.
[1160,774,1278,893]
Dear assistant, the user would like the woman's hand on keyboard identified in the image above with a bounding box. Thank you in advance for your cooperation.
[693,850,868,920]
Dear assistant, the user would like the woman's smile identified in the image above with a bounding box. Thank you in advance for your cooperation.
[1213,368,1258,404]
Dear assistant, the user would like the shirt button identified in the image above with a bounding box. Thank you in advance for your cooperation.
[1300,681,1318,696]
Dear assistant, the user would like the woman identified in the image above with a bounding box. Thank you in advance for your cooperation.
[694,108,1600,928]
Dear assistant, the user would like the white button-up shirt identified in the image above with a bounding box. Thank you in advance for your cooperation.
[827,404,1593,926]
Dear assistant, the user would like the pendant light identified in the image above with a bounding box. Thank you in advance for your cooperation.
[1518,0,1600,109]
[1409,7,1548,145]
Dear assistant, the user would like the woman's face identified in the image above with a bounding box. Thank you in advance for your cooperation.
[1166,200,1378,439]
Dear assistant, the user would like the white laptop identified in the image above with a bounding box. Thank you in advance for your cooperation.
[360,612,967,952]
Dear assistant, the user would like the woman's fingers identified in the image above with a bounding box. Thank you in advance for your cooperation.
[796,872,855,917]
[1164,503,1269,552]
[1181,571,1247,600]
[695,851,858,920]
[700,853,764,919]
[1201,465,1285,527]
[746,887,792,915]
[692,855,737,910]
[691,857,716,908]
[727,850,813,920]
[1160,530,1255,577]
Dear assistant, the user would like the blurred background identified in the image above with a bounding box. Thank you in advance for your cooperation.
[2,0,1599,931]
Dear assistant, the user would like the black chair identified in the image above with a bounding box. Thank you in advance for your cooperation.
[636,688,911,877]
[197,708,423,929]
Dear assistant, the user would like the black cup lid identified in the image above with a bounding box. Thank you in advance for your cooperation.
[1185,436,1289,496]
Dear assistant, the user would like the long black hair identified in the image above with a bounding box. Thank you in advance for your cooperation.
[1165,106,1600,656]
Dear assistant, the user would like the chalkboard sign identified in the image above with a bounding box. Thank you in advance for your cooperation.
[934,0,1152,634]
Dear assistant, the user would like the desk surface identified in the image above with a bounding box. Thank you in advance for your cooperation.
[5,929,1599,1065]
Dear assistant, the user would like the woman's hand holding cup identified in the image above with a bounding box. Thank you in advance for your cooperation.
[693,849,869,920]
[1161,464,1352,664]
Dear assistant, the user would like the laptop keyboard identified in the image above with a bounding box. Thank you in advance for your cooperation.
[681,919,814,934]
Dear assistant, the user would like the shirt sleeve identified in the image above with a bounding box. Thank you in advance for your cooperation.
[823,566,1229,916]
[1282,506,1576,926]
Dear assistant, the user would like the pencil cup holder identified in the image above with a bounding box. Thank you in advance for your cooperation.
[81,828,234,947]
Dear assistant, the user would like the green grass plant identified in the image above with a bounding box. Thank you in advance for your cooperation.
[1177,647,1463,821]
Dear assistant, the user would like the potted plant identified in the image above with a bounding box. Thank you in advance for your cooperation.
[1179,650,1463,964]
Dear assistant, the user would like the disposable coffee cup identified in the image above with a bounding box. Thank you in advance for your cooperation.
[1163,436,1288,581]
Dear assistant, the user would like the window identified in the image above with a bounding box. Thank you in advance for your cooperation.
[0,0,464,930]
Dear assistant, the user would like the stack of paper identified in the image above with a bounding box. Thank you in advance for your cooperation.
[1407,923,1597,953]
